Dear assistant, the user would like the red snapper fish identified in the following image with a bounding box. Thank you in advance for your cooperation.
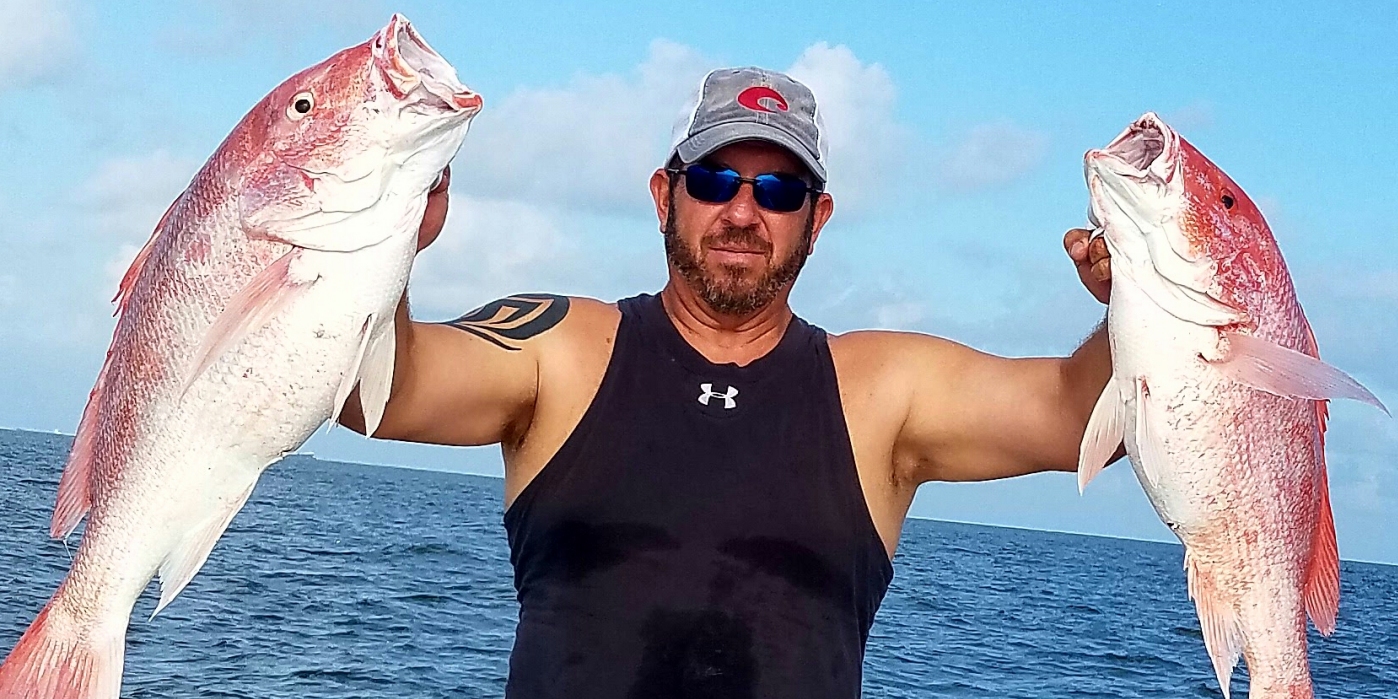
[1077,113,1387,698]
[0,14,481,699]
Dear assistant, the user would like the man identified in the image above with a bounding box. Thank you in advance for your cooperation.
[342,66,1115,698]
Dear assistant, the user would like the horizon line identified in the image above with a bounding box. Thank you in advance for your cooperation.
[5,425,1395,569]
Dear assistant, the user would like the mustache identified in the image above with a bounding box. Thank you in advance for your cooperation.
[702,226,772,255]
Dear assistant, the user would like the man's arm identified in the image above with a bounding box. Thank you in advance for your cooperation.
[883,324,1114,483]
[337,166,547,447]
[337,294,551,446]
[889,227,1120,483]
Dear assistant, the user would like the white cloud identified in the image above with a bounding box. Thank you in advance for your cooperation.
[935,120,1049,193]
[1298,265,1398,397]
[454,40,712,214]
[426,40,913,313]
[81,150,200,241]
[77,151,200,291]
[786,43,909,214]
[0,150,197,351]
[453,40,910,219]
[408,195,578,316]
[0,0,75,90]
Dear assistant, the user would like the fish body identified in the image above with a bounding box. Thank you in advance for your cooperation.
[1078,113,1386,699]
[0,15,481,699]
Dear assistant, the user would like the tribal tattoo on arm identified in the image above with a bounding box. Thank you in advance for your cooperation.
[440,294,571,351]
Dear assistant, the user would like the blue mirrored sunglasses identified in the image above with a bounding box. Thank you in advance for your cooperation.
[669,162,821,213]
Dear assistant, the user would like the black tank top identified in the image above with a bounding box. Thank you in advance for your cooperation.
[502,293,893,699]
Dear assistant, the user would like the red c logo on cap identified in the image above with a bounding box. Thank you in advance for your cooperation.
[737,86,789,114]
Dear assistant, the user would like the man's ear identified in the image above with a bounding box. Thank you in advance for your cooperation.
[650,169,672,232]
[808,192,835,253]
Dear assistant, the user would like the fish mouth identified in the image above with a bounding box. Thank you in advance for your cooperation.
[372,14,483,115]
[1085,112,1178,183]
[1084,112,1184,232]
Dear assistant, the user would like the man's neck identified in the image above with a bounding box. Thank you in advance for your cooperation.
[659,282,793,367]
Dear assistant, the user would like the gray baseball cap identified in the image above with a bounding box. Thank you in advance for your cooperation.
[668,67,828,184]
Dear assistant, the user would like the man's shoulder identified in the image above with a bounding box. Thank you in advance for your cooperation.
[437,293,616,345]
[827,328,969,364]
[827,328,987,394]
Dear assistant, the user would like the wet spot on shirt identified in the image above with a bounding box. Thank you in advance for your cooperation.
[717,536,845,603]
[540,519,680,582]
[626,608,757,699]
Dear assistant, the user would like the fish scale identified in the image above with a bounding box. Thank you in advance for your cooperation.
[0,14,481,699]
[1078,112,1386,699]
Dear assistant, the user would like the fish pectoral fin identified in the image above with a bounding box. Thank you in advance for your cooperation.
[1211,331,1389,414]
[330,314,377,429]
[181,250,317,396]
[358,315,396,437]
[1185,550,1245,699]
[1078,375,1125,493]
[1133,380,1171,491]
[154,481,258,617]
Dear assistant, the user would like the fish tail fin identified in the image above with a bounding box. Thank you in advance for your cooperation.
[1185,549,1244,699]
[1304,475,1340,636]
[0,603,125,699]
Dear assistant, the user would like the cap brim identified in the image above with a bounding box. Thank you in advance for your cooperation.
[675,121,826,184]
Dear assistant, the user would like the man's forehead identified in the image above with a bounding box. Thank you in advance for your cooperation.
[703,140,806,173]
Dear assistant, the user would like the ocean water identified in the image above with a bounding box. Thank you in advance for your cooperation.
[1,428,1394,698]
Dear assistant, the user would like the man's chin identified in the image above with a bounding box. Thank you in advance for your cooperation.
[704,270,764,296]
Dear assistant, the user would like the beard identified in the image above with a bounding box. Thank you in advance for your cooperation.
[663,191,814,317]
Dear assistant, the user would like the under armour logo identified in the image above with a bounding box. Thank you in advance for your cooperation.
[698,382,739,410]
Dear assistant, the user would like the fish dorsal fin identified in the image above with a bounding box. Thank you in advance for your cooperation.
[51,356,113,539]
[357,315,396,437]
[1210,331,1388,414]
[1301,321,1341,636]
[1078,375,1125,493]
[1305,475,1340,636]
[153,481,258,617]
[56,199,186,539]
[1185,549,1245,699]
[182,249,316,395]
[113,198,180,315]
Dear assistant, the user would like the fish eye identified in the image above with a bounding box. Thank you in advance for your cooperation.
[1221,192,1236,210]
[287,92,314,120]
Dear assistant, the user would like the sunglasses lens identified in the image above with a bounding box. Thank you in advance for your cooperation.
[752,174,811,212]
[683,164,741,203]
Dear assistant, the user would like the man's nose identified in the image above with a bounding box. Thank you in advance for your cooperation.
[720,181,761,228]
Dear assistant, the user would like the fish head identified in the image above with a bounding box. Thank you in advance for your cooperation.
[1085,113,1282,321]
[231,14,482,249]
[1084,112,1189,271]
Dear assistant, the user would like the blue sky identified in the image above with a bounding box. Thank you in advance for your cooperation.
[1,1,1395,562]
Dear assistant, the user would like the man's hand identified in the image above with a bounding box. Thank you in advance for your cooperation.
[418,165,452,252]
[1065,227,1111,304]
